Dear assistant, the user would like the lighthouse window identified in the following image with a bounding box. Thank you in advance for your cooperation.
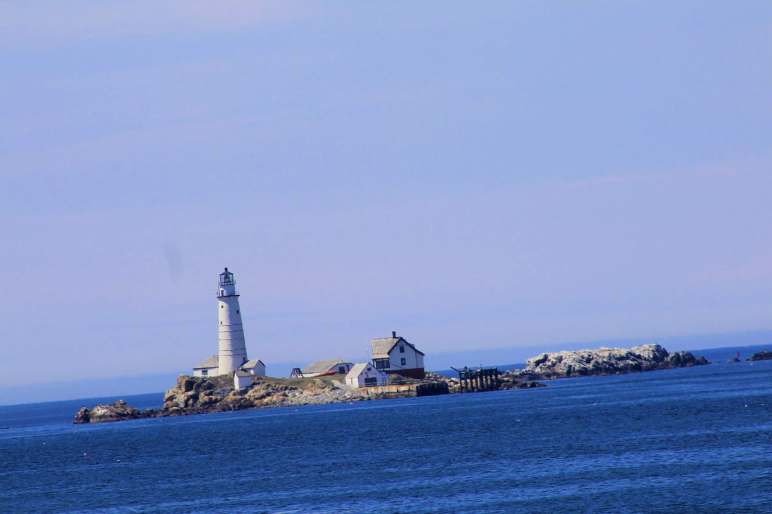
[221,305,223,309]
[237,310,240,314]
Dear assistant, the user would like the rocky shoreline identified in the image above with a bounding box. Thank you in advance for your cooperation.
[75,375,372,424]
[74,400,157,424]
[520,344,709,380]
[74,373,544,424]
[74,343,709,424]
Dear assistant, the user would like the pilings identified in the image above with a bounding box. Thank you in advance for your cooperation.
[453,367,499,392]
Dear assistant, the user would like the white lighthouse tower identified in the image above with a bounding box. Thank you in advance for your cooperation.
[216,267,248,375]
[192,268,265,378]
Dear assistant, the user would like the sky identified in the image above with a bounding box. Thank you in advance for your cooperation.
[2,1,772,394]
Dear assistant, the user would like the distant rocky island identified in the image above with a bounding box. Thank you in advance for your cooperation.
[74,343,709,424]
[748,350,772,361]
[73,271,710,425]
[521,343,709,379]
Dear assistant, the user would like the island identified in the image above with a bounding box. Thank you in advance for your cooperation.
[521,343,709,379]
[74,343,709,424]
[747,350,772,361]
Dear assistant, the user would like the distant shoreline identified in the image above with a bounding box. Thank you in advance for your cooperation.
[72,343,714,424]
[2,342,769,408]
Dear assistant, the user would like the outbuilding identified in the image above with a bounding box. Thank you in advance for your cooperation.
[241,359,266,377]
[301,359,353,377]
[195,356,266,378]
[233,370,253,391]
[193,355,219,377]
[345,363,388,388]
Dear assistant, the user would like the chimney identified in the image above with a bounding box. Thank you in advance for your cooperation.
[392,331,397,338]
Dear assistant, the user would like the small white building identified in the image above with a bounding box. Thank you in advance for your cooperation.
[370,331,425,379]
[193,355,219,377]
[345,363,388,388]
[193,355,265,378]
[301,359,353,378]
[233,370,253,391]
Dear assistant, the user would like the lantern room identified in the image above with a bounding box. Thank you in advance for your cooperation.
[218,267,238,297]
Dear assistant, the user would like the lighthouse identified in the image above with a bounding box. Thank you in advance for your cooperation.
[216,267,248,375]
[192,268,265,378]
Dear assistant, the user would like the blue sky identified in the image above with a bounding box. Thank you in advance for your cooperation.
[2,1,772,389]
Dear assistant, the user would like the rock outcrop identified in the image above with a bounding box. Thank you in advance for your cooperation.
[74,371,543,424]
[73,400,156,424]
[74,376,375,423]
[522,344,709,379]
[160,375,368,416]
[497,373,547,390]
[748,350,772,361]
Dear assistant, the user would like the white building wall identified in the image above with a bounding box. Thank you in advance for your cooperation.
[218,293,248,375]
[365,367,387,386]
[234,373,252,390]
[388,342,422,371]
[346,365,387,387]
[244,362,266,377]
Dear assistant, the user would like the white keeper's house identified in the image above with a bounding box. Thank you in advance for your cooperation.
[193,268,266,379]
[370,331,425,379]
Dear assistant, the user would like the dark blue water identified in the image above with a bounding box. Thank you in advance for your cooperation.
[1,351,771,513]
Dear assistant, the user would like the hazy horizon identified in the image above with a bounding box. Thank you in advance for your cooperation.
[3,330,771,405]
[3,2,772,393]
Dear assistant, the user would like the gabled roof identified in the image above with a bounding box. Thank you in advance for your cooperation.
[346,362,370,378]
[370,336,424,358]
[303,359,352,374]
[370,337,399,358]
[241,359,264,369]
[194,355,219,369]
[346,362,386,377]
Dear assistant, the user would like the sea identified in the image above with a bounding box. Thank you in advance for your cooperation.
[1,346,770,513]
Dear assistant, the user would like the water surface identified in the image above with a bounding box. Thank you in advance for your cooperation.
[1,353,770,513]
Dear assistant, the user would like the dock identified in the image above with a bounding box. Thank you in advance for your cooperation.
[452,367,500,392]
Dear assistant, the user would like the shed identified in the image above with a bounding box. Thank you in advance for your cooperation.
[302,359,353,377]
[193,355,219,377]
[241,359,266,377]
[346,363,388,388]
[233,370,253,391]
